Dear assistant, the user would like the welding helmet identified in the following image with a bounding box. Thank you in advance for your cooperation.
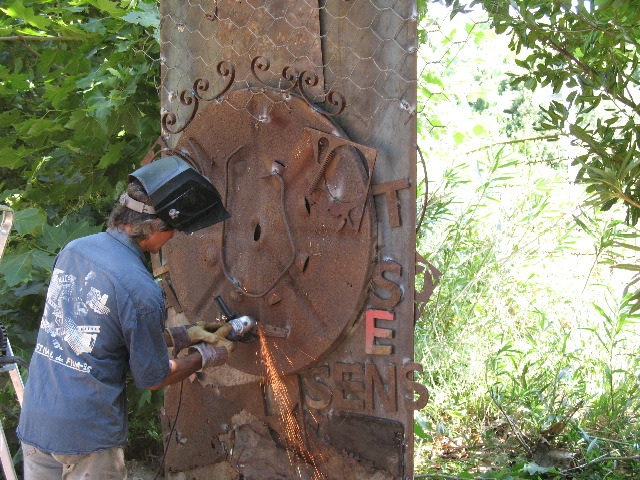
[125,156,230,234]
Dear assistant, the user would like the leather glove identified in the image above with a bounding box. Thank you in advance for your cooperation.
[189,342,229,370]
[166,323,235,356]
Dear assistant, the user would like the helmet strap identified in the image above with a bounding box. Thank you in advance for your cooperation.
[119,193,156,214]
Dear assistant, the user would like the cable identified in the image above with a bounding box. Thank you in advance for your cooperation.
[0,322,29,368]
[0,356,29,368]
[153,380,184,480]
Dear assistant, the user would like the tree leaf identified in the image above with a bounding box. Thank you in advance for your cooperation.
[31,249,56,272]
[87,0,124,17]
[0,250,32,287]
[1,0,51,30]
[41,219,102,252]
[521,462,558,475]
[13,208,47,236]
[0,146,27,169]
[97,142,125,169]
[122,4,159,28]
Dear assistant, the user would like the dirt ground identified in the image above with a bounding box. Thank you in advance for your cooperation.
[127,459,164,480]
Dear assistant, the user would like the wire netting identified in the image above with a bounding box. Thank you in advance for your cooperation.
[158,0,418,149]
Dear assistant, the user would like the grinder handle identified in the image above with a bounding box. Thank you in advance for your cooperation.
[214,295,236,320]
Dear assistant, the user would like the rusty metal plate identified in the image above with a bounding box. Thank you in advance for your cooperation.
[322,413,405,477]
[163,88,377,376]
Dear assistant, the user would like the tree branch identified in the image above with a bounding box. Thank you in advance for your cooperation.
[565,452,640,474]
[510,3,640,112]
[0,36,81,42]
[0,35,82,58]
[465,134,561,154]
[491,394,533,457]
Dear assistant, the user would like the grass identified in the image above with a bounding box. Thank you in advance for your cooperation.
[413,148,640,479]
[414,6,640,477]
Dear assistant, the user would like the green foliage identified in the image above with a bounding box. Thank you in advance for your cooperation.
[125,379,164,461]
[448,0,640,310]
[0,0,162,465]
[485,290,640,478]
[415,7,640,478]
[0,0,159,345]
[415,142,640,478]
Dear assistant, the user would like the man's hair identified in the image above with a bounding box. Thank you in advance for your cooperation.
[108,179,172,241]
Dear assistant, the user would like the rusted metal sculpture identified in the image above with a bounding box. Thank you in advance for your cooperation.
[156,1,429,478]
[165,88,376,377]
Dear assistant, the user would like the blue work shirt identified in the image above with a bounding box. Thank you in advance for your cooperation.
[17,228,171,454]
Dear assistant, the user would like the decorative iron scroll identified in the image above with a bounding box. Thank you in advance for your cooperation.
[162,57,347,136]
[250,56,346,117]
[161,60,235,134]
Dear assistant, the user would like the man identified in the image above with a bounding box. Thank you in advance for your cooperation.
[17,156,232,479]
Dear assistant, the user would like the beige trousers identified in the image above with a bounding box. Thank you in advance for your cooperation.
[21,443,127,480]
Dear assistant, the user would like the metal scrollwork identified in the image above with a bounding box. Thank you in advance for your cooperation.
[323,89,346,117]
[161,88,199,135]
[280,65,300,92]
[195,60,235,101]
[251,56,346,117]
[250,56,271,81]
[163,57,345,135]
[162,60,236,135]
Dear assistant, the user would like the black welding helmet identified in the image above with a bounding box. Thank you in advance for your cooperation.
[127,156,230,233]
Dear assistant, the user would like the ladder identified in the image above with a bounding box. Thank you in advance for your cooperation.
[0,332,25,480]
[0,206,24,480]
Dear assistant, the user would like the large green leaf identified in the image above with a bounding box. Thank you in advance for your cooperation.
[0,146,27,169]
[1,0,51,30]
[13,208,47,236]
[122,3,159,28]
[87,0,125,18]
[41,219,103,252]
[97,141,125,169]
[30,249,56,272]
[0,250,32,287]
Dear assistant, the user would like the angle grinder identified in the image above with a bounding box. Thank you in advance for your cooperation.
[215,296,257,342]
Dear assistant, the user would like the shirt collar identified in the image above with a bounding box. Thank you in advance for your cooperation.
[106,227,145,261]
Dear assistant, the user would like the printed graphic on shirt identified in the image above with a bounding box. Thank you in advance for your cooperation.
[37,268,108,372]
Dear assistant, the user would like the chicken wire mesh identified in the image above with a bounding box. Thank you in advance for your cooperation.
[158,0,417,148]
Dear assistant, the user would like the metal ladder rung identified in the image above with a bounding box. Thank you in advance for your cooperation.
[1,338,25,480]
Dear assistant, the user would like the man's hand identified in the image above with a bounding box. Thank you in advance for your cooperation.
[194,320,226,332]
[166,322,235,357]
[188,323,235,354]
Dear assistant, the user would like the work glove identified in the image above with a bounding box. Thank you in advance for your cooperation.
[166,322,235,357]
[188,342,230,370]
